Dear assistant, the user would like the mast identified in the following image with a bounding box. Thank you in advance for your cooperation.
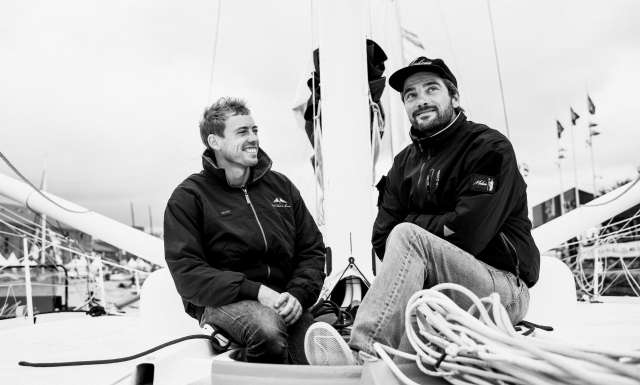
[317,0,374,281]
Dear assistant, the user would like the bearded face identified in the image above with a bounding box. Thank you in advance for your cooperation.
[402,72,459,136]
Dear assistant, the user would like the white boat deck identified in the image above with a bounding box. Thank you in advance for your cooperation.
[1,296,639,385]
[0,313,212,385]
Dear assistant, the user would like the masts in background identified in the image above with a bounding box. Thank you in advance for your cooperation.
[148,205,154,235]
[39,169,47,264]
[129,201,136,228]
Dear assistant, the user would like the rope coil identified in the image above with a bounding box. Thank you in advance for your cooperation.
[374,283,640,385]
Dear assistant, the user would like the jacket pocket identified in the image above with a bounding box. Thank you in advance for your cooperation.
[499,232,520,283]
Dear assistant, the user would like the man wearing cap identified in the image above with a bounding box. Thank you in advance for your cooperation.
[305,57,540,365]
[164,97,325,364]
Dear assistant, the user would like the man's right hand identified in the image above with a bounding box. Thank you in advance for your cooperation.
[257,285,281,309]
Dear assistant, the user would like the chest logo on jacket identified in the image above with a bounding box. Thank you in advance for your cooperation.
[422,168,441,193]
[272,197,291,208]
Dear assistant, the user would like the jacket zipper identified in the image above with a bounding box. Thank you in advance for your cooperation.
[242,187,268,253]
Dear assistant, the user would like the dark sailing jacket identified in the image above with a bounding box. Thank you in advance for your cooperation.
[372,113,540,287]
[164,149,326,320]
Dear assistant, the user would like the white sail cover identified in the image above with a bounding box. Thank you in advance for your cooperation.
[532,178,640,252]
[0,173,165,267]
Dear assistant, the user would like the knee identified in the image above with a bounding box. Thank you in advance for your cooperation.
[246,322,288,363]
[388,222,419,245]
[387,222,436,252]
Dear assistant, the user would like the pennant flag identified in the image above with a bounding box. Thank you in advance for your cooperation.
[588,121,598,128]
[590,127,601,137]
[556,120,565,139]
[570,107,580,125]
[402,28,425,50]
[587,95,596,115]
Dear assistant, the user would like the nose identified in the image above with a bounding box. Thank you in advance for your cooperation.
[248,130,259,143]
[415,90,432,106]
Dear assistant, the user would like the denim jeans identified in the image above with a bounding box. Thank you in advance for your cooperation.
[200,300,313,364]
[350,223,529,355]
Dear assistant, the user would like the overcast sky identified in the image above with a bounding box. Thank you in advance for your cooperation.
[1,0,639,232]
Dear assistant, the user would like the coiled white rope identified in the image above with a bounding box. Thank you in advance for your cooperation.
[373,283,640,385]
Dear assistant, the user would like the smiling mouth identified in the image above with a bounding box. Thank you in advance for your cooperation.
[243,147,258,154]
[415,109,436,119]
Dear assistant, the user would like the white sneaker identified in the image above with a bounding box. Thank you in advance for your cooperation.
[304,322,356,365]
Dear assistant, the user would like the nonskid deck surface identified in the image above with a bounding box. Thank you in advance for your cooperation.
[0,314,210,385]
[564,297,640,351]
[2,297,640,385]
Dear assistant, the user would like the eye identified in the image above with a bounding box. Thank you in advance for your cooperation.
[426,86,439,93]
[404,91,416,100]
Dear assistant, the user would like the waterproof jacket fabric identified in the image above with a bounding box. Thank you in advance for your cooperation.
[372,113,540,287]
[164,149,326,320]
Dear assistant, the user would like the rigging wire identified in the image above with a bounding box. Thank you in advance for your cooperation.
[435,0,459,72]
[206,0,223,104]
[0,207,41,233]
[0,216,152,275]
[0,206,91,253]
[486,0,511,139]
[553,210,640,248]
[0,151,90,214]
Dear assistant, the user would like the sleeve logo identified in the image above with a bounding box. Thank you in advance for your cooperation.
[470,174,496,193]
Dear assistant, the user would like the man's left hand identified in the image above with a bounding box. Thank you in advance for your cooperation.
[275,292,302,325]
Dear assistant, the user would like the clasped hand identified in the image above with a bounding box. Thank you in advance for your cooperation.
[257,286,302,325]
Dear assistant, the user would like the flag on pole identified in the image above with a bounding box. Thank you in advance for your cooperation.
[570,107,580,125]
[587,95,596,115]
[588,122,598,128]
[558,147,567,159]
[556,120,565,139]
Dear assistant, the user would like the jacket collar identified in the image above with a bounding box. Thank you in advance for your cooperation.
[201,148,273,186]
[410,111,466,154]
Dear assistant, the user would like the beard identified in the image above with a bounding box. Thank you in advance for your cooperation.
[411,102,455,136]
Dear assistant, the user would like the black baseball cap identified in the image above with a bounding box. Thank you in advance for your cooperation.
[388,56,457,93]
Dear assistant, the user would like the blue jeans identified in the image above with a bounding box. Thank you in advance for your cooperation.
[200,300,313,364]
[350,223,529,355]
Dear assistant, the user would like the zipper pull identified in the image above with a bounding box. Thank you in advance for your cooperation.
[242,187,250,204]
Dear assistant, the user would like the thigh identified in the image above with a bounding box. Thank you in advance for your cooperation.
[200,300,285,344]
[411,226,523,315]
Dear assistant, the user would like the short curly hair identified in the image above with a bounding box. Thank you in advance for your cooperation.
[199,97,250,147]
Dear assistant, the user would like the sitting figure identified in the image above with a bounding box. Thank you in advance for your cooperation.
[164,97,325,364]
[306,57,540,365]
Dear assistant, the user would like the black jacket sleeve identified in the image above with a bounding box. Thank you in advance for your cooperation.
[371,156,408,259]
[405,138,521,256]
[284,182,326,309]
[164,187,261,309]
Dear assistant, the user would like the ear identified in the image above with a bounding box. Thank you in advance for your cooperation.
[451,93,460,109]
[207,134,222,151]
